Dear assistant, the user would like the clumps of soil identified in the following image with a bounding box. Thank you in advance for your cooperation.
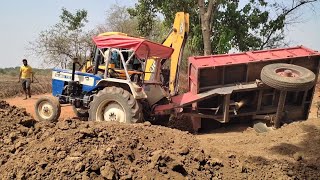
[0,101,223,179]
[0,101,36,166]
[1,100,319,179]
[167,115,195,133]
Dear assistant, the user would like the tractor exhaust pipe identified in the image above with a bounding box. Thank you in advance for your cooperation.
[71,58,78,81]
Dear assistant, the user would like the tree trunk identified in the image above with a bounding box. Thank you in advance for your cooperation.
[198,0,219,55]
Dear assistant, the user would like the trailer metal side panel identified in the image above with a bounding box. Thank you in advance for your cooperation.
[188,46,320,94]
[181,46,320,127]
[189,46,319,69]
[156,46,320,129]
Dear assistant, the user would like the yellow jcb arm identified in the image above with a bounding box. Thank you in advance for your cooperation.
[144,12,189,96]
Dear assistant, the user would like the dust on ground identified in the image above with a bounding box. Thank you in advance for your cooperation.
[1,100,319,179]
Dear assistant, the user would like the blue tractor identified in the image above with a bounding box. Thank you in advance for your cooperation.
[34,34,175,123]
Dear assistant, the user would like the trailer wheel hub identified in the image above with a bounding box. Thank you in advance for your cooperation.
[275,68,299,78]
[103,102,125,123]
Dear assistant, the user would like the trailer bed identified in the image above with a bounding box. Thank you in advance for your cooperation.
[155,46,320,130]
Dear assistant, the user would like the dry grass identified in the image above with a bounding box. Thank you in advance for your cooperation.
[0,75,51,99]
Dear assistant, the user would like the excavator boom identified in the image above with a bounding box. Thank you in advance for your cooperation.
[145,12,189,95]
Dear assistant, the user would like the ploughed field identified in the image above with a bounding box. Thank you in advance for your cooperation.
[0,75,51,99]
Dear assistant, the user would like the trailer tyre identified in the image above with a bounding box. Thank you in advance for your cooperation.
[261,63,316,91]
[35,96,61,122]
[89,86,143,123]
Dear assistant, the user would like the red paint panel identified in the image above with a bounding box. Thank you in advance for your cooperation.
[171,92,201,106]
[189,46,320,68]
[154,103,174,113]
[154,92,201,112]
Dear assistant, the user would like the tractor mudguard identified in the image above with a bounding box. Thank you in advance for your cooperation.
[96,79,147,99]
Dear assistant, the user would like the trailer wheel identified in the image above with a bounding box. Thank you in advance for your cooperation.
[72,106,89,120]
[261,63,316,91]
[89,86,143,123]
[35,96,61,122]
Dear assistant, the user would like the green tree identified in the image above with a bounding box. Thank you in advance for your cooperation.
[128,0,318,55]
[29,8,93,68]
[127,0,158,37]
[60,7,88,30]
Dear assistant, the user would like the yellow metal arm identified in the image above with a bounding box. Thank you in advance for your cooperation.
[145,12,189,96]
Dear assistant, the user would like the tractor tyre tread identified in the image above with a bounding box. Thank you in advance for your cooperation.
[35,96,61,122]
[89,86,143,123]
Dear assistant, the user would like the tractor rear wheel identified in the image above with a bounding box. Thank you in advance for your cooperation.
[89,86,143,123]
[261,63,316,91]
[35,96,61,122]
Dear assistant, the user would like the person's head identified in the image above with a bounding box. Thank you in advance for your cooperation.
[22,59,28,66]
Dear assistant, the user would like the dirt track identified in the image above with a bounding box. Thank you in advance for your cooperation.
[5,94,75,120]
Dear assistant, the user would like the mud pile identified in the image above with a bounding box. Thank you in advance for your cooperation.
[1,100,319,179]
[0,101,223,179]
[0,101,36,166]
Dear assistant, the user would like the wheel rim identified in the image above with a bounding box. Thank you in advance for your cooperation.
[37,101,54,120]
[275,68,300,78]
[96,101,126,122]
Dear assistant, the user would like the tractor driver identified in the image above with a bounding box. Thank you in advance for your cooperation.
[110,50,120,68]
[18,59,34,100]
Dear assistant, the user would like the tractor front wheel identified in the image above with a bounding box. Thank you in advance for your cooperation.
[89,86,143,123]
[35,96,61,122]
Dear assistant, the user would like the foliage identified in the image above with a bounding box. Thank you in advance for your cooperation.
[146,18,171,42]
[60,8,88,31]
[97,4,139,36]
[29,8,93,68]
[127,0,158,37]
[128,0,317,55]
[95,3,168,43]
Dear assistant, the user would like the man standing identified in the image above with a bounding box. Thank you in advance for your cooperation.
[18,59,33,100]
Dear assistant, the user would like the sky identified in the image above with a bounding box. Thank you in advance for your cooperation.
[0,0,136,68]
[0,0,319,68]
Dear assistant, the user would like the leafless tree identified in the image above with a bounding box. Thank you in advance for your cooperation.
[29,23,93,68]
[259,0,318,50]
[97,4,139,36]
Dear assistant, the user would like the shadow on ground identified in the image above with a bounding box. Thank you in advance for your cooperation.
[246,124,320,179]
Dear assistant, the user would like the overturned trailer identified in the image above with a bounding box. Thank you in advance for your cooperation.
[155,46,320,132]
